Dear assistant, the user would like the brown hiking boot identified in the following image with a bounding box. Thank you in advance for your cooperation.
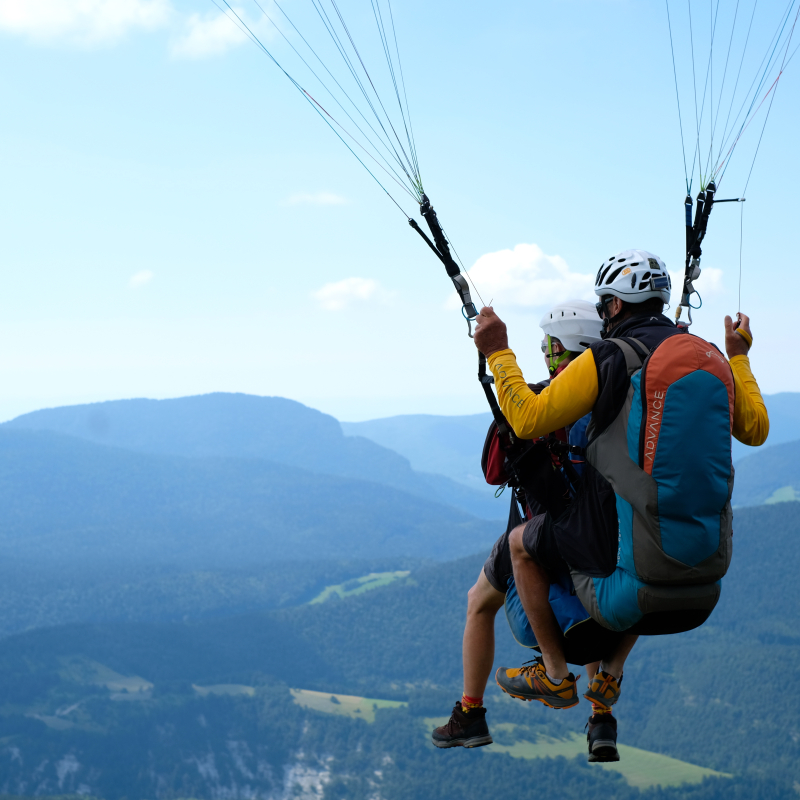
[431,702,493,748]
[587,713,620,762]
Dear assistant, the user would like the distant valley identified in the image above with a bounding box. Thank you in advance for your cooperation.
[0,391,798,799]
[0,502,797,798]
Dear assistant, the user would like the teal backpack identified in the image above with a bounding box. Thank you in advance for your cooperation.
[572,334,736,634]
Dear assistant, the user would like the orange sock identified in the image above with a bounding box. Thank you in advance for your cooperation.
[461,694,483,712]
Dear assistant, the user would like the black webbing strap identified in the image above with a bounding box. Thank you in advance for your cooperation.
[604,337,650,376]
[478,351,512,439]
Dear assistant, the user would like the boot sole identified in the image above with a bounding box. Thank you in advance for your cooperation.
[583,689,618,708]
[588,739,619,762]
[495,678,579,709]
[432,734,494,749]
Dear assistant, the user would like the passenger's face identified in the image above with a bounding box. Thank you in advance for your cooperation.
[542,336,567,369]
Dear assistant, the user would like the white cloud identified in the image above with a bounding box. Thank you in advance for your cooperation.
[129,270,154,289]
[170,8,250,59]
[283,192,348,207]
[314,277,384,311]
[701,267,724,296]
[448,243,594,310]
[0,0,171,44]
[668,266,724,302]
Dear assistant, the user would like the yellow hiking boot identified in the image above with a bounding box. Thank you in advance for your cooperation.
[583,669,622,710]
[495,658,580,709]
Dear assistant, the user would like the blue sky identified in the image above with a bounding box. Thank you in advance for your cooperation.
[0,0,797,422]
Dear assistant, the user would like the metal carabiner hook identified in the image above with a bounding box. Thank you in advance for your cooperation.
[462,304,477,338]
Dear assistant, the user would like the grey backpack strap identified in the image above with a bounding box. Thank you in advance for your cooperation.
[606,337,650,376]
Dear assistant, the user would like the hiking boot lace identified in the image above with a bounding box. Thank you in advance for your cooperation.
[517,657,544,677]
[518,657,580,685]
[445,705,468,734]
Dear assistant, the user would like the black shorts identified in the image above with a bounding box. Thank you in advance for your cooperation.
[483,529,513,593]
[483,513,569,593]
[522,513,569,579]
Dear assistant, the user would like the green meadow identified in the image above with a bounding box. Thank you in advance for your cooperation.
[425,718,730,790]
[309,571,411,604]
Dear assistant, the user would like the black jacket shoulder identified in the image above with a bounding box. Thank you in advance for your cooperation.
[588,314,682,438]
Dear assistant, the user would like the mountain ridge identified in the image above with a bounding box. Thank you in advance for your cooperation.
[4,393,506,520]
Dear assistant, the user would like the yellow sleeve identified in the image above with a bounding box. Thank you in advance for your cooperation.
[730,355,769,446]
[487,348,599,439]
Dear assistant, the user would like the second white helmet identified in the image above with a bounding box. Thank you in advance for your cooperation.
[539,300,604,353]
[594,249,671,304]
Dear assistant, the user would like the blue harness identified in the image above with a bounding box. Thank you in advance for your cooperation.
[504,413,593,649]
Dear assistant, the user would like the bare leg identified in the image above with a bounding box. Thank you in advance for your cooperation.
[463,570,506,698]
[585,661,600,682]
[601,635,638,679]
[508,523,569,679]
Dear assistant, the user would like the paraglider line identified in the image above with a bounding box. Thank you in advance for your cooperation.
[329,0,420,186]
[715,0,758,167]
[709,0,741,164]
[302,88,421,204]
[715,68,782,181]
[665,0,690,192]
[212,0,412,216]
[687,0,703,187]
[255,0,421,194]
[716,0,798,185]
[701,0,722,183]
[740,2,799,194]
[738,199,744,311]
[714,0,797,178]
[309,0,421,193]
[370,0,420,184]
[385,0,421,182]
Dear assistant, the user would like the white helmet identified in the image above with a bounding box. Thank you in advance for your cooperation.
[539,300,604,353]
[594,249,671,304]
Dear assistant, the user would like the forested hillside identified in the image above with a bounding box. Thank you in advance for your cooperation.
[0,428,496,571]
[0,503,796,797]
[0,557,424,640]
[731,438,800,506]
[731,391,800,461]
[1,394,798,798]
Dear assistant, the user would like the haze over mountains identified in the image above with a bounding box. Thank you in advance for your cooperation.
[8,390,800,512]
[0,428,493,569]
[343,392,800,506]
[1,391,799,799]
[4,394,506,521]
[0,394,503,639]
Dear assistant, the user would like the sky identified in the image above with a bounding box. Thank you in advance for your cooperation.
[0,0,798,422]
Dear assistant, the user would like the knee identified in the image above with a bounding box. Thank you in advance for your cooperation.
[467,579,501,617]
[509,524,530,562]
[467,582,489,616]
[467,583,481,614]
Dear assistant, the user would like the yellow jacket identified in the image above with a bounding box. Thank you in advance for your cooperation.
[488,348,768,446]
